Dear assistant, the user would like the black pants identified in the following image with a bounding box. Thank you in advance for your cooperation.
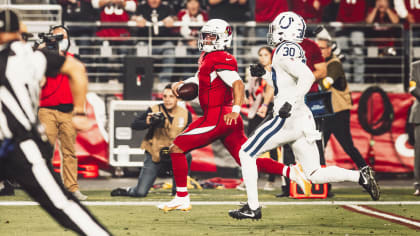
[323,110,367,169]
[0,133,111,236]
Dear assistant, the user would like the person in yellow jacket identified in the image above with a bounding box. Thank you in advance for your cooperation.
[111,84,192,197]
[315,37,369,172]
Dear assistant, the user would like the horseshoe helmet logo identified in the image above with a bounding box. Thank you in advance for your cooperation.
[279,16,294,29]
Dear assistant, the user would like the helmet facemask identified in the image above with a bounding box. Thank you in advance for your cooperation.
[198,19,232,52]
[199,31,220,52]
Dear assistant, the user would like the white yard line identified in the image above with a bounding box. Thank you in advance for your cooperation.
[2,201,420,206]
[343,204,420,230]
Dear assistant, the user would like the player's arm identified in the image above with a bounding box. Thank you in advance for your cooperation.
[282,59,315,105]
[313,61,327,82]
[172,72,199,97]
[217,70,244,125]
[321,61,345,90]
[257,84,274,118]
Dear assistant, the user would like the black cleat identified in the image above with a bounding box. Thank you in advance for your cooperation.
[0,181,15,196]
[359,166,380,201]
[110,188,129,197]
[228,203,262,220]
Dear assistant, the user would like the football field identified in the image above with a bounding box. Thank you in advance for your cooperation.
[1,188,420,235]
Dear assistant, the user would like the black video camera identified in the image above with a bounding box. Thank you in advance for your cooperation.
[34,33,64,53]
[150,112,166,128]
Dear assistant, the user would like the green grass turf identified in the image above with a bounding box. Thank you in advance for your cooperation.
[0,188,420,235]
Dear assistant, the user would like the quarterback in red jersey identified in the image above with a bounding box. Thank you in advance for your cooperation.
[158,19,307,212]
[157,19,246,212]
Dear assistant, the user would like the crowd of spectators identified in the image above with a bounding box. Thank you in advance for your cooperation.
[51,0,420,82]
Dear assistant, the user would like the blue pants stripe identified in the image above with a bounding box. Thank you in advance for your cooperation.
[250,118,285,157]
[243,116,279,153]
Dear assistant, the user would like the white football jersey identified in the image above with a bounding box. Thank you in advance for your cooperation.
[264,41,315,115]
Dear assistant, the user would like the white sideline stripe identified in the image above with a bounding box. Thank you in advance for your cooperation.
[346,204,420,228]
[3,201,420,206]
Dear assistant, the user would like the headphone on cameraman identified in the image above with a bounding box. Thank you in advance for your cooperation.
[49,25,71,52]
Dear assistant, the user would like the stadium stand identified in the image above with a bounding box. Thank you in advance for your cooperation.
[2,2,420,92]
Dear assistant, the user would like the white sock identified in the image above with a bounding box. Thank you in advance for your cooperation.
[239,150,259,210]
[309,166,360,184]
[282,166,289,177]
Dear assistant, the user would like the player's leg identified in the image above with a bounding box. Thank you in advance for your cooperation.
[291,136,380,200]
[8,137,111,235]
[159,118,217,211]
[230,117,292,219]
[221,116,247,165]
[292,136,359,183]
[223,113,289,176]
[245,119,312,197]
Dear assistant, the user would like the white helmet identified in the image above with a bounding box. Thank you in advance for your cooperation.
[198,19,232,52]
[267,11,306,46]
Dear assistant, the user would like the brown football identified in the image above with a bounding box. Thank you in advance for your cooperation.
[177,83,198,101]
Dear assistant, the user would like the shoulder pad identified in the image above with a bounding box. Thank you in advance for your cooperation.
[274,42,305,61]
[209,51,237,63]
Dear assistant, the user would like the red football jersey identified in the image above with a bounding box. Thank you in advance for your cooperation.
[197,51,238,110]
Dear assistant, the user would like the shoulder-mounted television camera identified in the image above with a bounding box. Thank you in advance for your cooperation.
[34,33,64,53]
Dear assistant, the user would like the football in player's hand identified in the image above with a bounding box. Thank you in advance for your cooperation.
[177,83,198,101]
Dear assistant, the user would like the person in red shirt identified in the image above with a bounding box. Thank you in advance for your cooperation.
[178,0,208,47]
[38,26,88,201]
[291,0,331,23]
[336,0,367,23]
[157,19,307,212]
[177,0,208,75]
[395,0,420,24]
[254,0,289,43]
[364,0,400,83]
[335,0,366,83]
[366,0,400,48]
[301,38,327,92]
[395,0,420,49]
[92,0,137,37]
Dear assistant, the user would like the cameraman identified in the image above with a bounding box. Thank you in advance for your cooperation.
[111,84,192,197]
[315,36,368,171]
[37,25,88,201]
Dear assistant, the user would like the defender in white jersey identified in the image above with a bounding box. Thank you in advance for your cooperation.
[229,11,380,220]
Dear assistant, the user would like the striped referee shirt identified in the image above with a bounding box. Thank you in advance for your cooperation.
[0,41,65,142]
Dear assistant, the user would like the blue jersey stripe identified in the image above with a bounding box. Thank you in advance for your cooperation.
[272,68,278,96]
[250,118,285,157]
